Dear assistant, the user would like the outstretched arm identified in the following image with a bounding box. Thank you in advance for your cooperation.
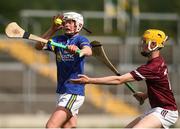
[71,73,135,85]
[35,15,63,50]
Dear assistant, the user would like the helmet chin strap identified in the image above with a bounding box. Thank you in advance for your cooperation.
[141,41,158,57]
[148,41,158,51]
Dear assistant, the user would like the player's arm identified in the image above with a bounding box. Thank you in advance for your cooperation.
[35,15,63,50]
[71,72,135,85]
[67,45,92,56]
[80,46,92,56]
[35,29,56,50]
[78,37,92,56]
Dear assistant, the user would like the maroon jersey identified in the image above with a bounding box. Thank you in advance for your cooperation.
[130,56,177,110]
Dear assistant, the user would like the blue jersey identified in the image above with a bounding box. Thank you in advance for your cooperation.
[46,34,91,96]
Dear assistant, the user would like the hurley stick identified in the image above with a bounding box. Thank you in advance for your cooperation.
[5,22,82,56]
[90,40,144,105]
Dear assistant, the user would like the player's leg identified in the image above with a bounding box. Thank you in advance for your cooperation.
[62,115,78,128]
[125,116,141,128]
[133,113,162,128]
[46,93,74,128]
[46,106,71,128]
[131,107,178,128]
[62,94,85,128]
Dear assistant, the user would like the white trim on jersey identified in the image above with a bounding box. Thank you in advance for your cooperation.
[134,70,146,80]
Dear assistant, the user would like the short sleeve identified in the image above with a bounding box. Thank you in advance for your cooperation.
[78,36,91,48]
[130,65,160,81]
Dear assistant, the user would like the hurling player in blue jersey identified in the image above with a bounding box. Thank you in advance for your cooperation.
[35,12,92,128]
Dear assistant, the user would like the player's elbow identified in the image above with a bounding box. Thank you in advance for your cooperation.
[109,76,124,85]
[116,78,124,85]
[115,76,127,85]
[82,47,92,56]
[86,49,92,56]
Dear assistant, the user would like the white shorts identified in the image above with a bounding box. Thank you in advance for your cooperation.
[141,107,179,129]
[56,93,85,116]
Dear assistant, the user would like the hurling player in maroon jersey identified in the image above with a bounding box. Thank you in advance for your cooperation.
[71,29,179,128]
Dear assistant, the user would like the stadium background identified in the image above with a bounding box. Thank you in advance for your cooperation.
[0,0,180,128]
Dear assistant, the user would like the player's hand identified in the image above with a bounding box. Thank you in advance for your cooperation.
[70,74,90,84]
[67,45,80,54]
[133,92,147,105]
[51,15,64,31]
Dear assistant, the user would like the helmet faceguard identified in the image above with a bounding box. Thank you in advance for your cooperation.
[139,29,168,57]
[63,12,84,33]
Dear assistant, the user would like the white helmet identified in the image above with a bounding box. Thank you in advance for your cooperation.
[63,12,84,32]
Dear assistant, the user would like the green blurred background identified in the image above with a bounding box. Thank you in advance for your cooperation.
[1,0,180,36]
